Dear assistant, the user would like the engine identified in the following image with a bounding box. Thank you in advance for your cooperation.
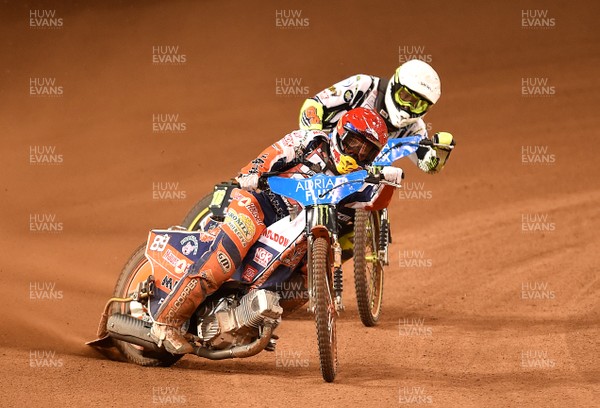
[197,289,283,349]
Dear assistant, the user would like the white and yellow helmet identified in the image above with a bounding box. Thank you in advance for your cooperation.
[384,59,441,128]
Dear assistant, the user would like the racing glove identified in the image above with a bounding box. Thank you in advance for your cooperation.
[236,174,260,191]
[418,148,440,172]
[431,131,455,172]
[381,166,403,185]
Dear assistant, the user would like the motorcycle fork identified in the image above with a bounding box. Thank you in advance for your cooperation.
[378,208,390,266]
[306,205,344,313]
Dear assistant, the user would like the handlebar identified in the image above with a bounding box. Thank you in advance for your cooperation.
[364,173,402,188]
[252,169,402,193]
[256,171,282,191]
[394,137,453,150]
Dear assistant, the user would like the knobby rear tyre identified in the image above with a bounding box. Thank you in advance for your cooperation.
[112,193,215,366]
[112,244,182,367]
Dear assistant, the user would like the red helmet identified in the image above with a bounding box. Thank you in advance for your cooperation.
[330,107,388,174]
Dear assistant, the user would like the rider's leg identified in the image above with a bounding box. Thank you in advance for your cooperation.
[151,189,266,354]
[337,207,356,262]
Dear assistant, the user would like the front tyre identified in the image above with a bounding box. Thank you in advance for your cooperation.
[353,209,384,327]
[311,237,338,382]
[181,193,214,231]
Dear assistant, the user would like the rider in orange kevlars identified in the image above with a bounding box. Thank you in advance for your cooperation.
[150,107,403,354]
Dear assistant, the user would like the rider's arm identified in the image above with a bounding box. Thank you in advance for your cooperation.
[238,130,328,176]
[408,130,455,174]
[299,74,378,131]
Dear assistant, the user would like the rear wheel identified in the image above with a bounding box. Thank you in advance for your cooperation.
[112,244,182,367]
[112,194,215,366]
[311,237,338,382]
[353,209,384,327]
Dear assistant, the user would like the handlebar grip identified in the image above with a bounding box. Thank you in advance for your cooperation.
[256,171,286,191]
[364,174,383,184]
[257,176,270,191]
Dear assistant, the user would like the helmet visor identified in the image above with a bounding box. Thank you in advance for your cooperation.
[393,85,431,115]
[340,131,381,165]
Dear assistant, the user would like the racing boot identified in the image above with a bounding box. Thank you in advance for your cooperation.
[150,275,206,354]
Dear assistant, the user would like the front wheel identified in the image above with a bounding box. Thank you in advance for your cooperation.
[353,209,384,327]
[181,193,215,231]
[311,237,338,382]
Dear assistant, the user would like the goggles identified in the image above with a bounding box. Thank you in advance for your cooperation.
[393,85,431,115]
[340,130,381,165]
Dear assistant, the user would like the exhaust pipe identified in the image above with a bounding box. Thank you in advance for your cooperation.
[106,313,274,359]
[193,323,274,360]
[106,313,162,352]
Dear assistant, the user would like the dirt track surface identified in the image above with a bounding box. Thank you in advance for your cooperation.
[1,1,598,407]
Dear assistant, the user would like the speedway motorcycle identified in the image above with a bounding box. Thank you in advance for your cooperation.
[88,170,396,383]
[351,136,453,326]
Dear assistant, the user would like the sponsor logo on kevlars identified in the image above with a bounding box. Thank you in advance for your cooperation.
[226,209,256,247]
[261,229,290,246]
[217,251,232,274]
[253,247,274,268]
[180,235,199,256]
[242,265,259,282]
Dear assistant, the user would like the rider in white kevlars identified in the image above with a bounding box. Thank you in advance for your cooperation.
[299,59,455,174]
